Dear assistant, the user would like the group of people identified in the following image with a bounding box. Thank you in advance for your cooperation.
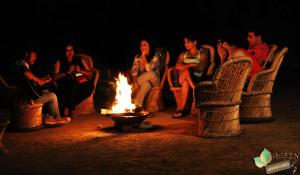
[12,44,95,127]
[11,28,270,127]
[129,29,270,118]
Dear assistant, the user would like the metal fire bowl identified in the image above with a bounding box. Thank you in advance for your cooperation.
[106,111,149,126]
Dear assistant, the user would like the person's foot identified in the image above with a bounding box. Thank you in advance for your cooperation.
[56,117,71,124]
[44,118,63,128]
[44,118,58,125]
[172,110,188,118]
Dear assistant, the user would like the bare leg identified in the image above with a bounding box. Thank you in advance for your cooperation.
[178,70,195,111]
[179,80,189,111]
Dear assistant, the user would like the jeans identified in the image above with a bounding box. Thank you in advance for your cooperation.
[133,71,160,106]
[34,90,61,119]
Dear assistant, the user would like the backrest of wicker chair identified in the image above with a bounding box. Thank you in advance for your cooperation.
[154,48,170,88]
[210,57,252,102]
[76,53,94,71]
[263,44,278,69]
[247,47,288,92]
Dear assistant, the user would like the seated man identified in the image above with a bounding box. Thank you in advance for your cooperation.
[12,50,71,126]
[131,39,161,110]
[247,29,270,66]
[53,44,94,117]
[172,35,209,118]
[217,39,262,80]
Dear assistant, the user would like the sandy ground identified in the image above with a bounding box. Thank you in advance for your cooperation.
[0,69,300,175]
[0,105,300,175]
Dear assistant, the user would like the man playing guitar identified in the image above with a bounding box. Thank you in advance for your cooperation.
[13,50,71,126]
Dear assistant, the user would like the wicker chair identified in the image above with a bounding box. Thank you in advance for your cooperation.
[262,44,278,69]
[144,48,170,113]
[194,57,252,137]
[167,46,215,115]
[0,75,43,131]
[75,53,100,115]
[240,47,288,122]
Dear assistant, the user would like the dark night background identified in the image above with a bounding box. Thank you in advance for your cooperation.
[0,0,299,76]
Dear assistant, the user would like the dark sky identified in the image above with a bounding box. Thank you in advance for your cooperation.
[0,0,299,73]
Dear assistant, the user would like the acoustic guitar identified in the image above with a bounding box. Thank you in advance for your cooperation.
[20,78,43,100]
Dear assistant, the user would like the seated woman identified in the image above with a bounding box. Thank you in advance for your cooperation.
[53,44,94,117]
[216,39,262,80]
[131,39,161,110]
[173,35,209,118]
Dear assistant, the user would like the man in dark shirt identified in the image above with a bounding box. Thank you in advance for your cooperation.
[13,50,71,126]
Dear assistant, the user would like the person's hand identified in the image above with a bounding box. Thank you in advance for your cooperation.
[67,65,75,75]
[217,45,227,63]
[145,63,151,71]
[188,63,199,68]
[140,57,147,70]
[132,82,139,92]
[75,65,81,73]
[42,75,51,81]
[45,76,52,83]
[36,78,49,86]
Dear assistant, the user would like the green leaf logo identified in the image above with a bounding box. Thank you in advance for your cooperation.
[254,148,272,168]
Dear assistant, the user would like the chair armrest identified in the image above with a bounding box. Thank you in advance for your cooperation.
[194,81,216,104]
[242,90,272,96]
[198,100,241,107]
[160,66,168,89]
[167,67,176,88]
[247,68,275,92]
[195,81,215,91]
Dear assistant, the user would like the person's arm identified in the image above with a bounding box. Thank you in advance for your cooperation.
[217,45,227,64]
[175,52,198,70]
[201,44,216,76]
[24,70,51,86]
[131,55,140,82]
[53,60,66,80]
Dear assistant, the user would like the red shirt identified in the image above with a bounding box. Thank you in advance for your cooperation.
[233,48,262,79]
[248,43,270,66]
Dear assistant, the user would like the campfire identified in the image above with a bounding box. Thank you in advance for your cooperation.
[101,73,149,131]
[112,73,136,113]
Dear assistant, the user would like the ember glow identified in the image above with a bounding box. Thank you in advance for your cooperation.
[111,73,136,113]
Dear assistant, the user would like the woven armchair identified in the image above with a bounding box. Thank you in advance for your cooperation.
[240,47,288,122]
[167,46,215,114]
[144,48,170,113]
[75,53,100,115]
[194,57,252,137]
[0,75,43,131]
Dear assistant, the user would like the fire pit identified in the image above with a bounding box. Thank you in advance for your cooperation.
[105,111,150,131]
[100,73,150,131]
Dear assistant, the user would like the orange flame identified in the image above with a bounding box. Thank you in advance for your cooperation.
[112,73,136,113]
